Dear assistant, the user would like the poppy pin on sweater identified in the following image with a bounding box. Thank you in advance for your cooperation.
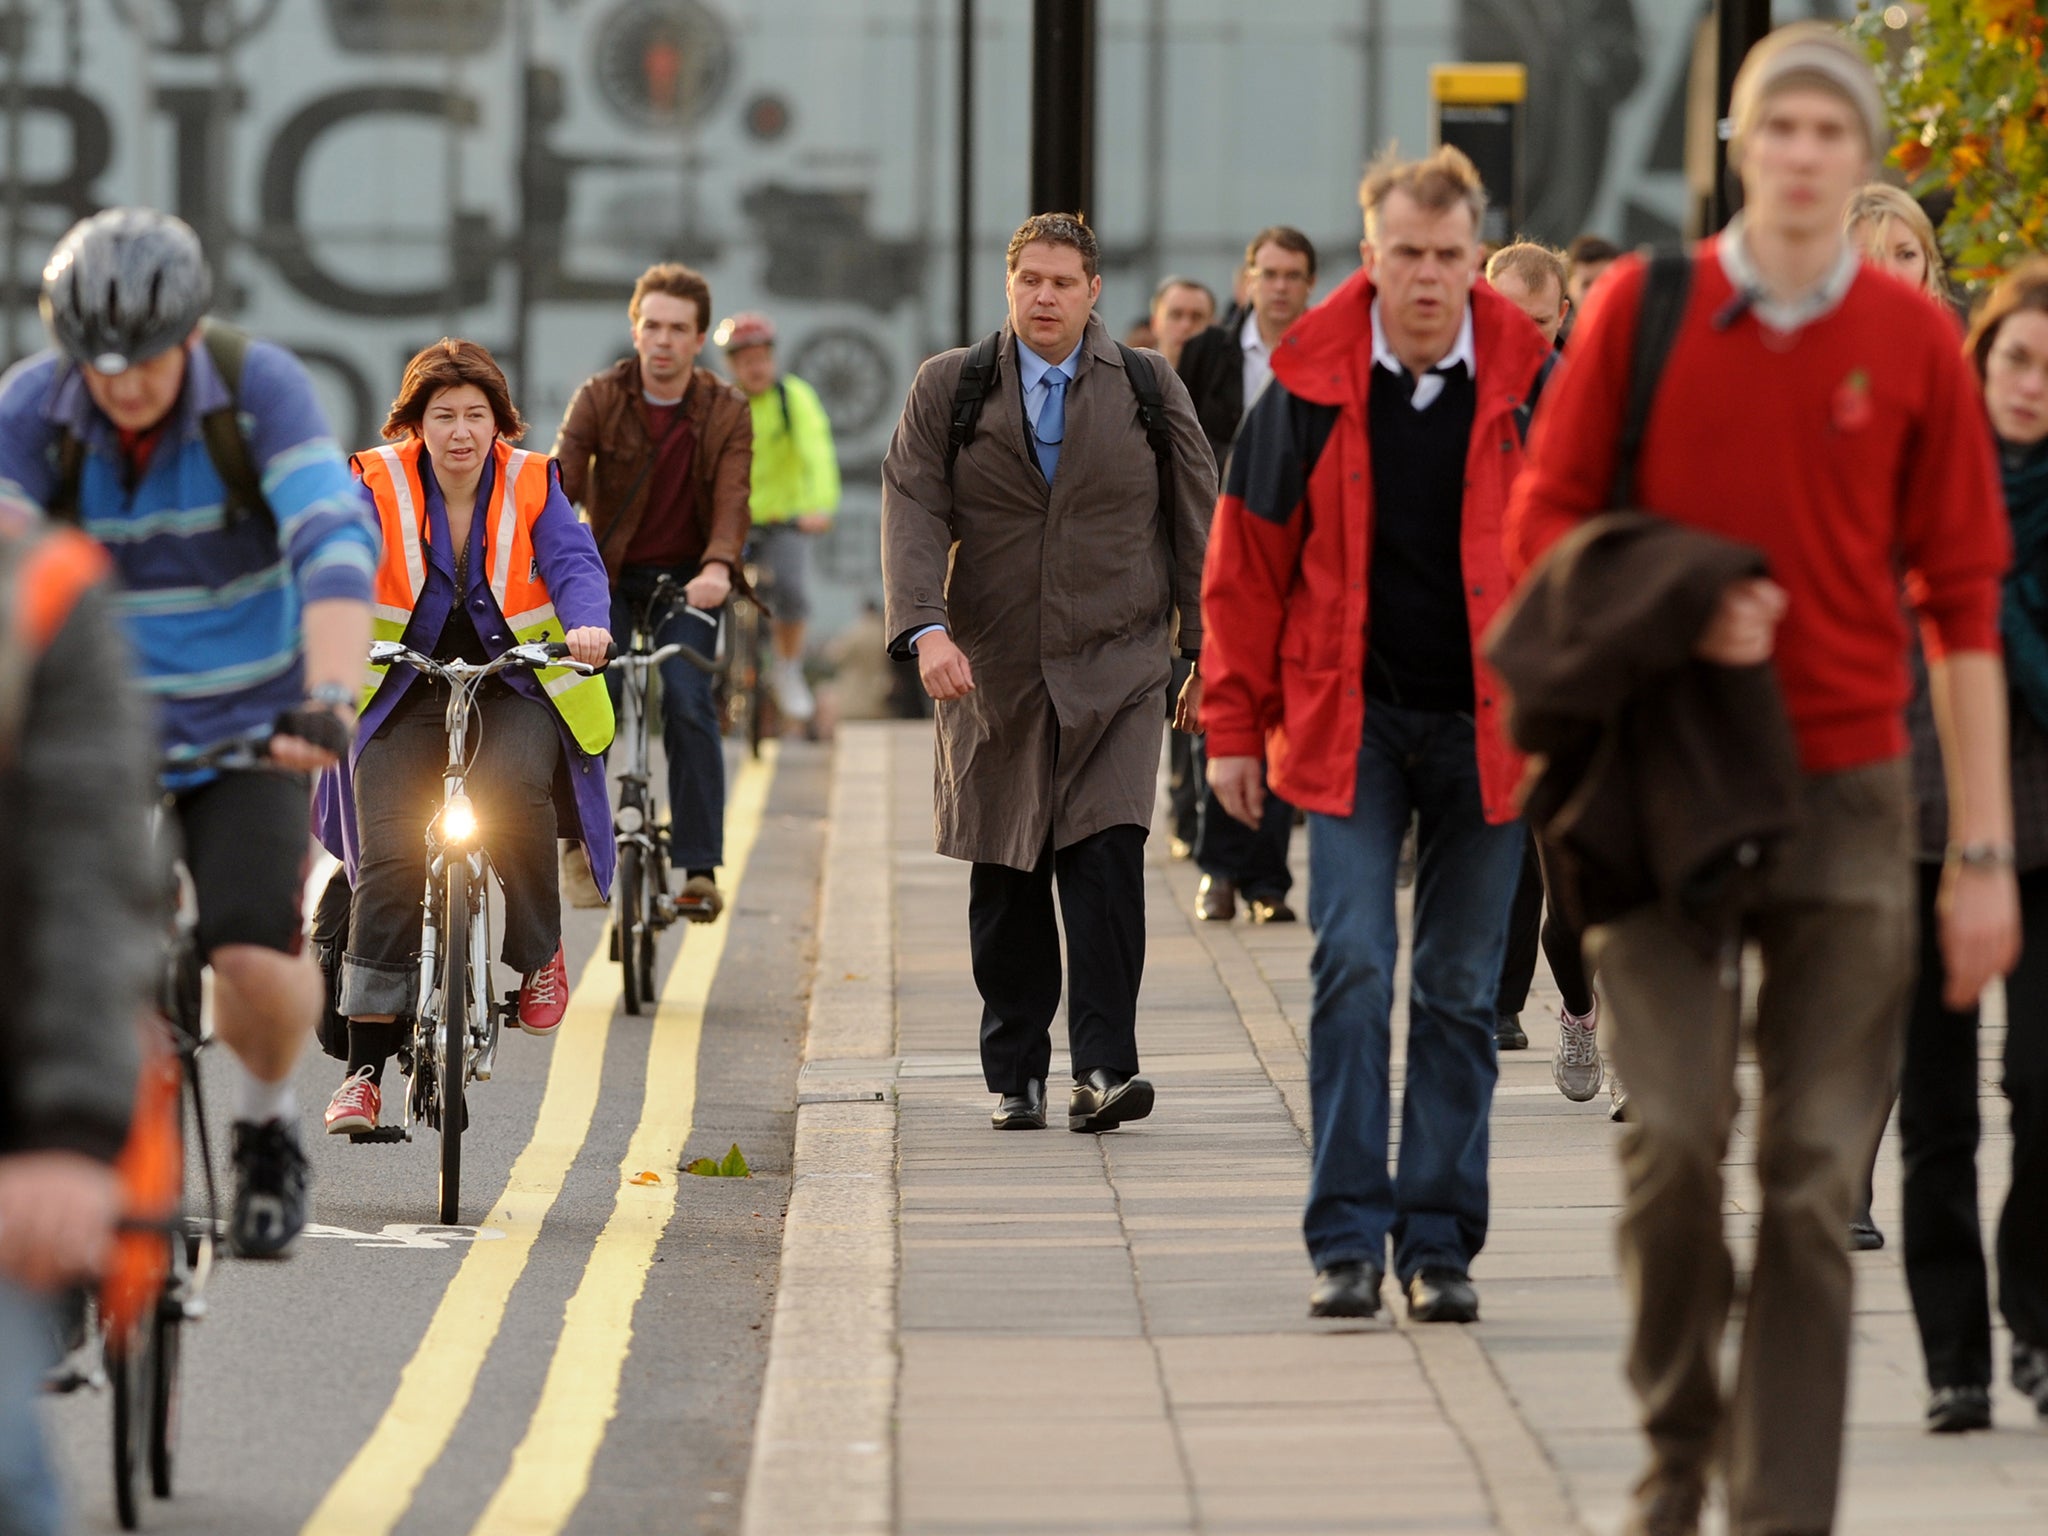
[1832,368,1873,434]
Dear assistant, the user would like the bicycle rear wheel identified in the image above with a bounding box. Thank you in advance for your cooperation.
[438,860,469,1225]
[637,861,659,1002]
[618,841,644,1016]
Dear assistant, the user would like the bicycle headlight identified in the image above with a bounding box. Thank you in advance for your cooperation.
[440,796,479,844]
[615,804,644,834]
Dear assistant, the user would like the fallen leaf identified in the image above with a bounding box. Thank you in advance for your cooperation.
[631,1170,662,1186]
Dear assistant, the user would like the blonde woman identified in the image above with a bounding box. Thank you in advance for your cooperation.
[1846,183,1953,307]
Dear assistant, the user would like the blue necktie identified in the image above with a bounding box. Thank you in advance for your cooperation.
[1033,369,1067,484]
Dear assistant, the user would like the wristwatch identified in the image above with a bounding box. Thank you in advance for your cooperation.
[306,681,357,713]
[1945,840,2015,871]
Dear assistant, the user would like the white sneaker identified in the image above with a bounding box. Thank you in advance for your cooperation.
[772,659,815,723]
[1552,997,1604,1102]
[560,840,605,909]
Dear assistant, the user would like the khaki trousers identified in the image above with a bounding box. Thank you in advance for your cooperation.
[1589,759,1912,1536]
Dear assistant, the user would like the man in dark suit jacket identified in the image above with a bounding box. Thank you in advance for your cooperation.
[1177,226,1317,924]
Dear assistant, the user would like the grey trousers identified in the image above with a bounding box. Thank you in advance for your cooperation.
[1589,758,1912,1536]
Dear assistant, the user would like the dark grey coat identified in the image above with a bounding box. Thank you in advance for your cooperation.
[881,314,1216,869]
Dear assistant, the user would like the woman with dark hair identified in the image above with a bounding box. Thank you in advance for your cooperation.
[314,339,614,1136]
[1899,258,2048,1432]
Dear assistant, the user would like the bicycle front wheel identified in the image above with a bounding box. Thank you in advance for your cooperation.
[438,859,469,1225]
[109,1310,154,1531]
[618,841,644,1016]
[148,1295,181,1499]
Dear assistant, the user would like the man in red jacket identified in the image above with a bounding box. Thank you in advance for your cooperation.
[1202,144,1550,1325]
[1505,26,2017,1536]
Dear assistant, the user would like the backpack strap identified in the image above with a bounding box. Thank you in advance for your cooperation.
[943,330,1005,486]
[47,430,86,526]
[1514,349,1558,445]
[196,319,273,533]
[1610,248,1695,510]
[774,378,791,435]
[0,528,109,769]
[1114,341,1177,558]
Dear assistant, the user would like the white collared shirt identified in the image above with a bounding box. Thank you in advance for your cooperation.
[1369,298,1477,410]
[1716,211,1862,333]
[1239,308,1276,423]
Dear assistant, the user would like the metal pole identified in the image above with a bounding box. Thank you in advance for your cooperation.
[1710,0,1772,229]
[956,0,974,344]
[1029,0,1094,217]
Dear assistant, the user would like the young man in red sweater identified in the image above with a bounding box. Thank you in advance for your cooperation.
[1506,25,2017,1536]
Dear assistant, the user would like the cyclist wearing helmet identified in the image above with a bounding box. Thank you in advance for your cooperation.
[714,310,840,725]
[0,208,378,1260]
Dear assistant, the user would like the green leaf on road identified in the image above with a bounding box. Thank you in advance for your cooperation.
[685,1143,752,1178]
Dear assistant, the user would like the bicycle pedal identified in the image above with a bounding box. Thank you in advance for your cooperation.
[347,1126,411,1144]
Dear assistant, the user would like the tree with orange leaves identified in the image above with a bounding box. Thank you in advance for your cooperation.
[1852,1,2048,282]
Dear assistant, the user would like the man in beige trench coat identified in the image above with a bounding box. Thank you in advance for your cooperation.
[881,212,1215,1132]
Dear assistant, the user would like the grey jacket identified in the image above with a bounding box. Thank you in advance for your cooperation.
[0,536,156,1163]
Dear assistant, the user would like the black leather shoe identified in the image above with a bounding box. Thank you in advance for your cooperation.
[1926,1384,1992,1433]
[991,1079,1046,1130]
[1308,1260,1383,1318]
[1496,1012,1529,1050]
[1849,1210,1885,1251]
[1406,1267,1479,1323]
[1247,896,1297,924]
[1068,1068,1154,1133]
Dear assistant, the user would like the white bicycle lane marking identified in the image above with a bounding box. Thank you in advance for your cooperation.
[300,1223,508,1249]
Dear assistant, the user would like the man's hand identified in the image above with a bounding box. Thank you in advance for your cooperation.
[270,706,353,771]
[1695,577,1788,666]
[1938,863,2021,1009]
[684,562,734,611]
[1207,754,1265,828]
[0,1152,121,1292]
[795,513,832,535]
[564,626,612,666]
[1173,670,1202,733]
[917,631,975,701]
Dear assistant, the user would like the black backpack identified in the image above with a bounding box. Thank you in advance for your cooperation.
[45,317,273,532]
[944,330,1176,551]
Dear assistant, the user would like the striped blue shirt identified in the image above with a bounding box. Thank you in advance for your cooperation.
[0,339,378,768]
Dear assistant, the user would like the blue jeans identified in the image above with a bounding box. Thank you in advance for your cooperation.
[1303,703,1523,1282]
[609,568,724,871]
[0,1278,62,1536]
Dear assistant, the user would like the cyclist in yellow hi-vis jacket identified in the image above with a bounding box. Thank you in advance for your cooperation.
[714,312,840,725]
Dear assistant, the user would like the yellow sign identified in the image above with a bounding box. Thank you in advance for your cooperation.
[1430,63,1528,106]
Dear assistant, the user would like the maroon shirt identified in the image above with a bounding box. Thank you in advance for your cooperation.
[621,394,700,568]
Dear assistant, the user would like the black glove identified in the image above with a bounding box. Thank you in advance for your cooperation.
[273,706,352,757]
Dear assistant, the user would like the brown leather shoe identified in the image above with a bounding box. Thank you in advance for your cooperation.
[1196,875,1236,922]
[1622,1475,1704,1536]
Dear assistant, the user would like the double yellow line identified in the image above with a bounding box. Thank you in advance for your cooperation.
[301,745,776,1536]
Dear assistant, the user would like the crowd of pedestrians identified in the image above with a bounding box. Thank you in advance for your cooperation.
[882,20,2046,1536]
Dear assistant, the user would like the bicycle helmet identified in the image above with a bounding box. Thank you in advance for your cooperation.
[40,208,213,373]
[713,311,776,352]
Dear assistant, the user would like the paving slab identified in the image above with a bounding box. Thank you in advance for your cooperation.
[744,721,2043,1536]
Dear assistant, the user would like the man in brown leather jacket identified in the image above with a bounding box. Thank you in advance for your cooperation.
[553,263,753,921]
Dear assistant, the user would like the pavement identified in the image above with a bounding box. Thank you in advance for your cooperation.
[743,721,2048,1536]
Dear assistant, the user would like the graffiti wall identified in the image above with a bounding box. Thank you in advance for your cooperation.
[0,0,1847,635]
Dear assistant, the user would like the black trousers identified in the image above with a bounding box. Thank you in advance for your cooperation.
[1902,861,2048,1386]
[1191,732,1294,899]
[341,685,562,1020]
[1495,828,1594,1018]
[970,824,1147,1093]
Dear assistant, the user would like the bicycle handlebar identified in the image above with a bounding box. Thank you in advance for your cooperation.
[159,728,275,779]
[369,639,608,681]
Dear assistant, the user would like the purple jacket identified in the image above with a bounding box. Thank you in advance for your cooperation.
[316,449,617,897]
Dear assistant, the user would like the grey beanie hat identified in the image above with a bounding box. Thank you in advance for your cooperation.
[1729,23,1888,163]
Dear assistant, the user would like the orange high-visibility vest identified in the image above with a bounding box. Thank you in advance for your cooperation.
[354,437,612,754]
